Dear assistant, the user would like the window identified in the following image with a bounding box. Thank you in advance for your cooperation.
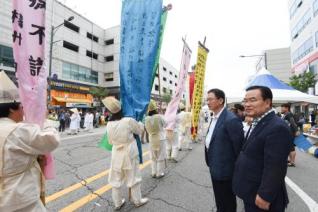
[87,32,99,42]
[175,74,177,78]
[289,0,303,19]
[86,50,98,60]
[0,44,14,67]
[63,41,79,52]
[175,83,177,86]
[104,72,114,82]
[105,55,114,62]
[64,20,79,33]
[169,71,172,75]
[169,80,172,84]
[163,77,167,81]
[291,10,311,40]
[163,66,167,71]
[163,87,167,93]
[292,37,314,64]
[155,84,159,91]
[62,62,98,84]
[170,89,172,95]
[105,39,114,45]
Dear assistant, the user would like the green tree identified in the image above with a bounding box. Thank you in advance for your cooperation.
[89,87,108,101]
[289,71,316,93]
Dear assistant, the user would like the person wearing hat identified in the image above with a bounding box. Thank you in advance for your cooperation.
[144,100,166,178]
[102,96,148,210]
[0,71,60,211]
[177,103,193,151]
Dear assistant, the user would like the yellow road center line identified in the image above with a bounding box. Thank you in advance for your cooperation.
[59,160,152,212]
[46,151,150,203]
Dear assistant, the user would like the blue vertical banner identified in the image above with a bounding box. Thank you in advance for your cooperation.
[119,0,163,163]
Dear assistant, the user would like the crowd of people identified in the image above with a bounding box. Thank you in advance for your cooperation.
[0,69,301,212]
[47,108,109,135]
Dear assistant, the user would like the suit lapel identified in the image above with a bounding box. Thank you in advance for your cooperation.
[209,109,227,148]
[243,112,275,149]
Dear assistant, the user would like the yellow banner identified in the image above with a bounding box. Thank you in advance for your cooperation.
[191,45,208,139]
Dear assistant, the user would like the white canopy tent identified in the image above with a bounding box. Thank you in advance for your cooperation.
[226,69,318,104]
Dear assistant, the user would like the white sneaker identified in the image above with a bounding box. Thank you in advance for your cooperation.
[156,173,165,179]
[114,199,125,210]
[134,198,149,207]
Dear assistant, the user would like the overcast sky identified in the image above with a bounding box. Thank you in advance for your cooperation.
[62,0,291,94]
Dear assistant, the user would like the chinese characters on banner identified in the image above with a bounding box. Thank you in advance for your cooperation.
[119,0,162,121]
[12,0,55,179]
[119,0,163,163]
[164,41,192,130]
[191,44,209,139]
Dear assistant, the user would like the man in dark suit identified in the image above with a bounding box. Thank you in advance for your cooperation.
[205,88,244,212]
[233,86,292,212]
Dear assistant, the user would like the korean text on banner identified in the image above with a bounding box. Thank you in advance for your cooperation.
[191,45,208,139]
[164,41,192,130]
[119,0,163,163]
[12,0,55,179]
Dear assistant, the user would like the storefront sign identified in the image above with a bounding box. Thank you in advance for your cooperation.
[50,81,90,92]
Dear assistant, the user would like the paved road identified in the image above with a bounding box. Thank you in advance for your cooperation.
[46,130,318,211]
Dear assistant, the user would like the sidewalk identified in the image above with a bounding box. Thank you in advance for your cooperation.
[58,125,106,139]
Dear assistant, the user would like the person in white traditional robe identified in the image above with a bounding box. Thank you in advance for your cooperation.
[0,71,60,212]
[177,103,193,151]
[69,108,78,135]
[144,100,166,178]
[102,96,148,210]
[88,111,94,132]
[84,111,90,130]
[166,112,180,163]
[196,107,211,142]
[76,110,81,133]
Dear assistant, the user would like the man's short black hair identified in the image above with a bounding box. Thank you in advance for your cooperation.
[208,88,225,105]
[234,103,244,111]
[0,102,20,118]
[281,103,291,110]
[246,86,273,101]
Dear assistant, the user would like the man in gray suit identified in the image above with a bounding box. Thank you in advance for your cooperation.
[205,88,244,212]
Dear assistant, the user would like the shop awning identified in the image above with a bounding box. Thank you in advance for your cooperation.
[53,97,92,104]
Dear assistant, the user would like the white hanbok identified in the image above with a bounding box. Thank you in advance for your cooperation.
[0,118,60,211]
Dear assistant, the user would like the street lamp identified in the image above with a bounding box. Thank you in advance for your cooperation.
[239,53,267,70]
[48,16,74,106]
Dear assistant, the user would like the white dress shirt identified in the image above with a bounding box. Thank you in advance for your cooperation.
[205,107,225,149]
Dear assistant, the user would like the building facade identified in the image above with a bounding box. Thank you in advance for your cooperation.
[288,0,318,75]
[0,0,180,108]
[256,48,292,83]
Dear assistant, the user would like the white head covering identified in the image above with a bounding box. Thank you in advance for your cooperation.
[179,103,185,110]
[102,96,121,114]
[0,71,20,104]
[70,108,79,114]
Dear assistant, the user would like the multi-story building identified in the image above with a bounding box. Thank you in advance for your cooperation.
[255,47,292,83]
[0,0,180,108]
[288,0,318,75]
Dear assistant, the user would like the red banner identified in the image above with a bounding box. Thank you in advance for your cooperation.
[189,70,195,106]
